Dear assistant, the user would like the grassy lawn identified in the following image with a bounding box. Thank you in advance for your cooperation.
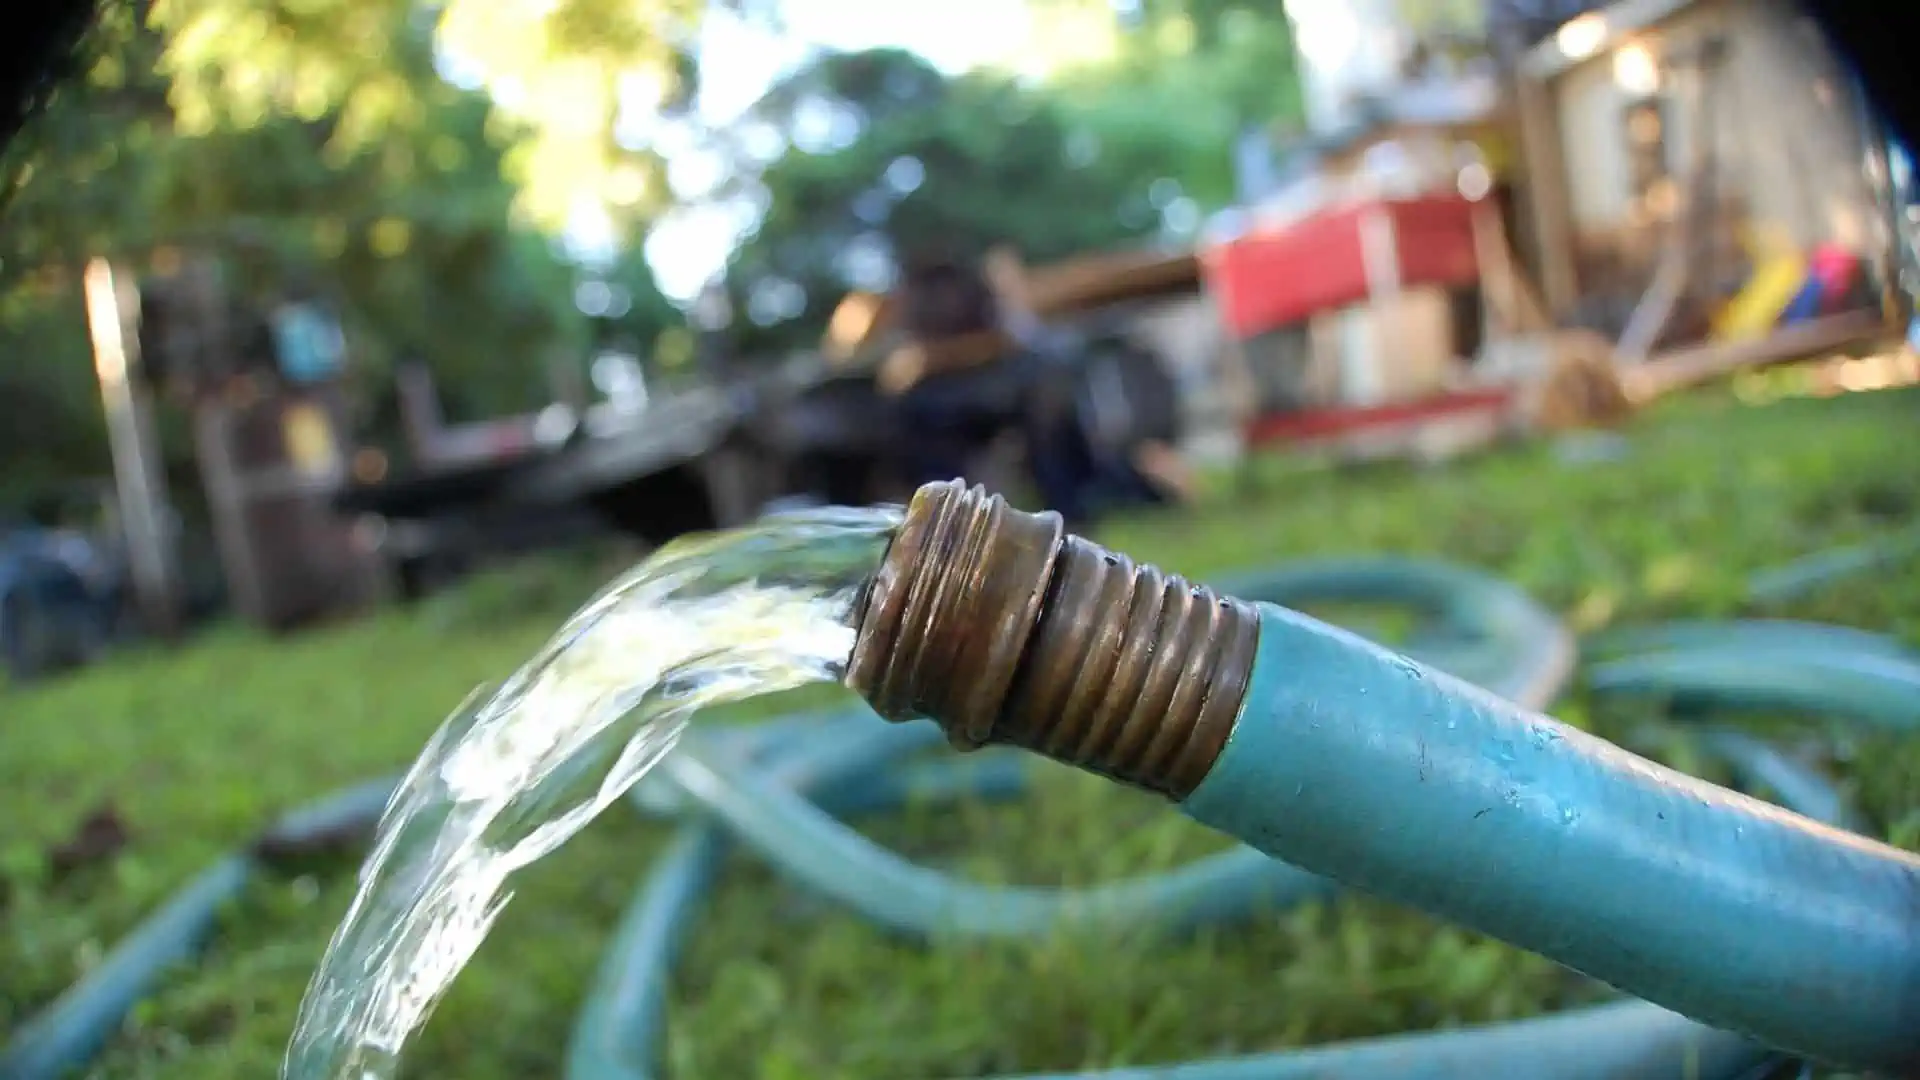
[4,380,1918,1079]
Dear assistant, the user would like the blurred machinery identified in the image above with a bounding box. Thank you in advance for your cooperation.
[133,252,385,630]
[1205,0,1903,466]
[790,245,1196,514]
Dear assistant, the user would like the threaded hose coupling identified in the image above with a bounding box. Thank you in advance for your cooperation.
[846,480,1260,800]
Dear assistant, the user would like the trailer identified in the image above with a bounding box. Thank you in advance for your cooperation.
[332,376,789,596]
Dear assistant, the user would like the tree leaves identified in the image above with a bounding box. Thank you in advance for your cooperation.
[0,0,686,487]
[715,8,1305,354]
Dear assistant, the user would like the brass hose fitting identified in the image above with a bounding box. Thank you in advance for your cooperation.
[846,480,1260,799]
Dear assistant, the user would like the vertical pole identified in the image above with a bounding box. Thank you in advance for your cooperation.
[1851,74,1913,329]
[193,400,266,627]
[82,257,181,637]
[1512,65,1580,315]
[396,361,447,465]
[1354,207,1403,406]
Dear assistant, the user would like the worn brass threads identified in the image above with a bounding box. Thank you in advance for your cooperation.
[846,480,1260,799]
[847,480,1064,748]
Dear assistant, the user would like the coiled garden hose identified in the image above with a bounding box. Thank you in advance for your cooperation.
[5,484,1917,1080]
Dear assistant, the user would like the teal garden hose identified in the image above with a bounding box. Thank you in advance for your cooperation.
[840,482,1919,1077]
[5,481,1917,1079]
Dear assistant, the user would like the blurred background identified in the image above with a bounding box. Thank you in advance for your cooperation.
[3,0,1917,1077]
[0,0,1910,655]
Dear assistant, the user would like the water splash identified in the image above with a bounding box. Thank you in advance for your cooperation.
[283,506,900,1080]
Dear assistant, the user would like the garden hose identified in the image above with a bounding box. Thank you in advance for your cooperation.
[1744,524,1920,605]
[5,486,1918,1079]
[837,482,1919,1075]
[0,780,403,1080]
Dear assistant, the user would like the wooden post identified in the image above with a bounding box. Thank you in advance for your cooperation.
[1353,206,1404,406]
[1511,66,1580,315]
[192,398,266,625]
[1470,198,1554,335]
[396,362,447,466]
[1852,80,1912,329]
[82,257,182,638]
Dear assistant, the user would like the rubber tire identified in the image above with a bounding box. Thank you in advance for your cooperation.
[1072,338,1183,461]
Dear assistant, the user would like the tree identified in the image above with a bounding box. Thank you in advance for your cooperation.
[0,0,695,494]
[708,6,1305,356]
[155,0,710,233]
[714,52,1161,354]
[1038,0,1307,204]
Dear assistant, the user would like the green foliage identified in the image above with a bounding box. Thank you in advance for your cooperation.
[714,6,1305,355]
[418,541,645,632]
[591,240,686,372]
[724,54,1179,352]
[0,286,109,502]
[0,0,701,487]
[2,386,1916,1079]
[1038,0,1308,188]
[154,0,698,232]
[0,0,1308,485]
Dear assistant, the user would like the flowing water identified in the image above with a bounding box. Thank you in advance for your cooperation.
[283,506,901,1080]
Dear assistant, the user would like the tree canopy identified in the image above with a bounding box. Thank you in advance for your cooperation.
[0,0,1307,498]
[0,0,676,496]
[710,1,1304,355]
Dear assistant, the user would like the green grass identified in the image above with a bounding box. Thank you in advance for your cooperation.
[5,382,1919,1079]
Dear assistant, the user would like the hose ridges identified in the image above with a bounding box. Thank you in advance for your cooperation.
[999,534,1260,798]
[847,479,1259,799]
[847,480,1065,748]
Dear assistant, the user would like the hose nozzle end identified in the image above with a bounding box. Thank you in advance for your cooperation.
[847,480,1260,799]
[848,480,1063,746]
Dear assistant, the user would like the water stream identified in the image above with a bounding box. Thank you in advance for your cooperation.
[283,506,901,1080]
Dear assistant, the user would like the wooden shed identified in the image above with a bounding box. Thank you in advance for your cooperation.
[1512,0,1887,318]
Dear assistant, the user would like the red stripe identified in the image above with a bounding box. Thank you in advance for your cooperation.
[1203,195,1484,339]
[1244,388,1514,447]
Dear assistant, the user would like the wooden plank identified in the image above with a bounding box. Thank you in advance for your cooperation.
[1470,198,1554,334]
[1512,57,1580,313]
[1520,0,1703,80]
[820,244,1204,364]
[83,258,183,637]
[1623,309,1896,400]
[1245,388,1515,448]
[1017,249,1202,317]
[503,389,739,506]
